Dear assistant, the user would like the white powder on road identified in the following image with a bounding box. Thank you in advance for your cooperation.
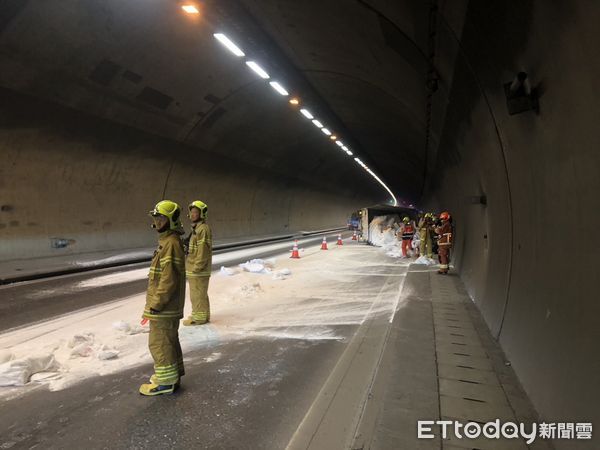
[0,240,407,398]
[203,352,222,363]
[77,268,149,289]
[414,256,437,265]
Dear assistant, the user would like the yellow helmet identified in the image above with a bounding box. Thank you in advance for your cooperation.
[149,200,182,231]
[188,200,208,220]
[402,216,410,223]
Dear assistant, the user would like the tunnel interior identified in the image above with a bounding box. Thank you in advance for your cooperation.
[0,0,598,442]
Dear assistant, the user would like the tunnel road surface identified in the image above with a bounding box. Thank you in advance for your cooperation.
[0,239,407,449]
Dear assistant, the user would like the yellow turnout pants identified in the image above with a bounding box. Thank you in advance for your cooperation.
[148,319,184,385]
[188,276,210,323]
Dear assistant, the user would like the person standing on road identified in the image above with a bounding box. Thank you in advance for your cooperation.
[140,200,186,396]
[183,200,213,326]
[398,216,416,258]
[435,211,453,274]
[418,213,435,259]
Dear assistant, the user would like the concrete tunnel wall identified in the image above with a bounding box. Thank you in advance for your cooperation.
[0,87,371,262]
[423,0,599,441]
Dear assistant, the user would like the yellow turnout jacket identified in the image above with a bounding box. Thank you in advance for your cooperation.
[143,230,186,320]
[186,221,212,278]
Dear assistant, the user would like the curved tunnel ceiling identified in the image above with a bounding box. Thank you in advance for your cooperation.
[0,0,434,205]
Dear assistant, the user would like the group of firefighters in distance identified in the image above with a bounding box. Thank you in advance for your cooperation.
[396,211,453,275]
[140,199,213,396]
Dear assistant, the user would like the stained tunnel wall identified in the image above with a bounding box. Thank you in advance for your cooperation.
[0,88,370,261]
[424,0,599,444]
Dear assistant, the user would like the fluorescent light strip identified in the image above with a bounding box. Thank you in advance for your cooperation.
[213,33,245,57]
[212,30,396,206]
[362,167,397,206]
[300,109,314,119]
[182,5,200,14]
[213,32,397,206]
[245,61,269,79]
[269,81,289,96]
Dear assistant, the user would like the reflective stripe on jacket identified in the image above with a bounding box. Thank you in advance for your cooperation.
[143,230,186,320]
[186,221,212,278]
[437,221,453,246]
[402,224,415,239]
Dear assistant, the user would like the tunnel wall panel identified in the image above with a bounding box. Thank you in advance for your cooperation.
[424,0,600,441]
[0,88,369,261]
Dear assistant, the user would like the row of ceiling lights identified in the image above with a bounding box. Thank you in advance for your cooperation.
[182,5,398,206]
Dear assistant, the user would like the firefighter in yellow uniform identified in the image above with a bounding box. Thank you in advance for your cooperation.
[139,200,186,396]
[418,212,434,258]
[183,200,212,326]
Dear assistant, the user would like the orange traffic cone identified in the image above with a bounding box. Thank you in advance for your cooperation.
[351,231,358,240]
[321,237,328,250]
[290,240,300,258]
[337,234,343,246]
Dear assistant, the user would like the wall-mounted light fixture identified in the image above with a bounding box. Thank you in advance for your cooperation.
[468,195,487,205]
[504,72,539,115]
